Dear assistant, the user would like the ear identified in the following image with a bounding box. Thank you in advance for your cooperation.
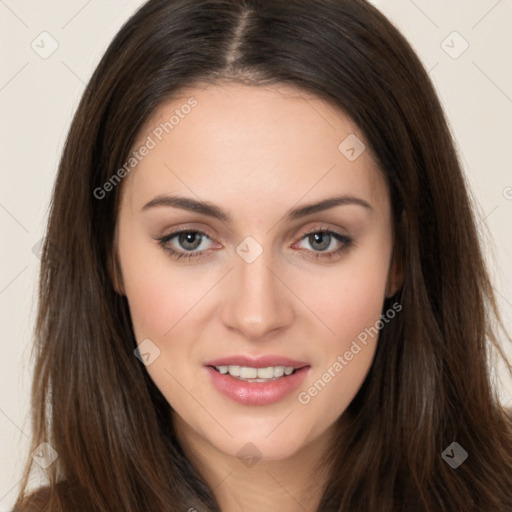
[385,237,404,299]
[108,233,125,295]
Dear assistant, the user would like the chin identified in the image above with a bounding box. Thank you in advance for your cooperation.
[209,415,319,462]
[218,435,308,462]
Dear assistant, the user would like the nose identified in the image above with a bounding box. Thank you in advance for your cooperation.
[220,244,294,341]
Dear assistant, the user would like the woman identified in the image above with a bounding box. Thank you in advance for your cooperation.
[13,0,512,510]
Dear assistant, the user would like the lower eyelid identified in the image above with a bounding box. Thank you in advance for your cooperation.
[158,229,352,259]
[161,231,213,249]
[294,230,351,248]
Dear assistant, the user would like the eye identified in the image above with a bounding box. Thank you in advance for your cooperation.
[293,228,354,261]
[157,230,214,261]
[156,227,354,262]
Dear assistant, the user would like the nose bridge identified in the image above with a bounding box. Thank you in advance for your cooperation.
[220,236,293,339]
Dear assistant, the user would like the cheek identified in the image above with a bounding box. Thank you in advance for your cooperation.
[293,239,392,419]
[121,263,177,340]
[301,242,391,350]
[117,226,211,340]
[295,285,387,434]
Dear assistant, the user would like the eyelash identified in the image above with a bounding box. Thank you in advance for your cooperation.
[156,227,354,262]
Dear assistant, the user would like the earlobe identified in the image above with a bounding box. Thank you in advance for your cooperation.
[109,250,125,296]
[385,273,402,299]
[385,243,404,299]
[385,211,405,299]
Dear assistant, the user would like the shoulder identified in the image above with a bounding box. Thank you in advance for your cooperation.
[12,485,51,511]
[13,481,91,512]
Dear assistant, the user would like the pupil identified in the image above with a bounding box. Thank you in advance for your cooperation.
[310,232,330,251]
[179,232,201,250]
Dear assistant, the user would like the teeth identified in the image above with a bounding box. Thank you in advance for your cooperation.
[228,365,240,376]
[214,365,297,379]
[274,366,285,377]
[240,366,258,378]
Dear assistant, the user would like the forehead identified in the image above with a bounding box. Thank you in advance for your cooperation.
[122,82,388,214]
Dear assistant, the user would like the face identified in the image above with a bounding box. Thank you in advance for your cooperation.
[114,83,401,463]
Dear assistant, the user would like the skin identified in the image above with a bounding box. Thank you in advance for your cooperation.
[113,82,402,512]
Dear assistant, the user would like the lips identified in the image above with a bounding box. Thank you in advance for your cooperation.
[205,365,310,405]
[204,355,310,369]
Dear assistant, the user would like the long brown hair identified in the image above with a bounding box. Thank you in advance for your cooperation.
[13,0,512,510]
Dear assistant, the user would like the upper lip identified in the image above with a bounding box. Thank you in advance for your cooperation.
[204,355,310,369]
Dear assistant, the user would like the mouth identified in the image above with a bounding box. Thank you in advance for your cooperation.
[204,355,310,384]
[204,357,311,406]
[209,364,300,382]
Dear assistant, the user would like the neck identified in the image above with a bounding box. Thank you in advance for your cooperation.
[173,415,337,512]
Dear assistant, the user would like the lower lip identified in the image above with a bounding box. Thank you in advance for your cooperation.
[205,366,310,406]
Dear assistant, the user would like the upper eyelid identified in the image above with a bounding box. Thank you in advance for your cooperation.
[159,228,214,244]
[159,226,349,248]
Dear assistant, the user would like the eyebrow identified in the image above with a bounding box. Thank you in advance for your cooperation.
[141,194,373,222]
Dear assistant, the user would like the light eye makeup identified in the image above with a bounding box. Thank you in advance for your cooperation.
[154,225,355,263]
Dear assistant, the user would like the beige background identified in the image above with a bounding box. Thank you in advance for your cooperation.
[1,0,511,509]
